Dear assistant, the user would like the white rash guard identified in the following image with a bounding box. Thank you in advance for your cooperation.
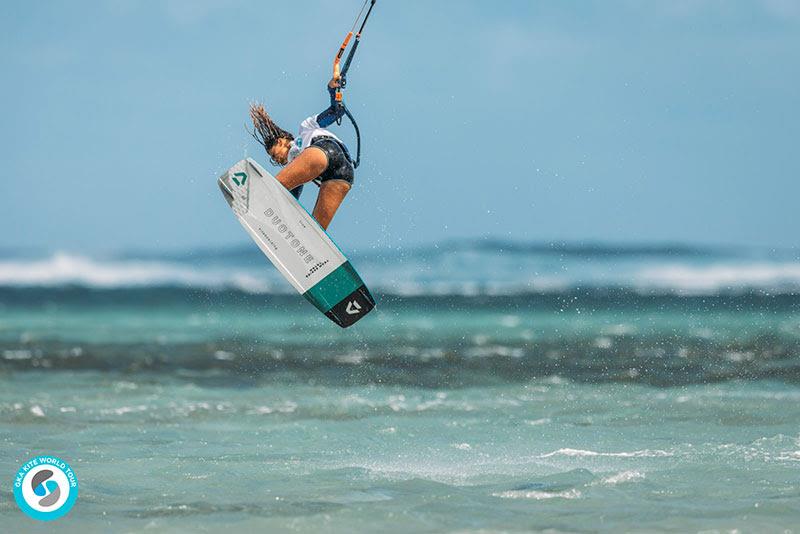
[287,115,345,164]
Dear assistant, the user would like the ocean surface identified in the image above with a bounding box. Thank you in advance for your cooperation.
[1,241,799,532]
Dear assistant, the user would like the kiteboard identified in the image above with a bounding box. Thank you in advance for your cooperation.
[218,158,375,328]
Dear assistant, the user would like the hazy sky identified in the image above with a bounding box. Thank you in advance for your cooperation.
[2,0,799,253]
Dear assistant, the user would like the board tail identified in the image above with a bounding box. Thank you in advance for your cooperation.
[302,261,376,328]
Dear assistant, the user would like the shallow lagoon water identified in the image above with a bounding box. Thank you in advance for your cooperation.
[3,373,800,532]
[1,244,800,531]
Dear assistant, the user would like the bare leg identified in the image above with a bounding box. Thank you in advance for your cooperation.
[274,146,328,190]
[312,180,351,230]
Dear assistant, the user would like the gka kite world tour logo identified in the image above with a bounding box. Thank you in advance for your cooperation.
[13,455,78,521]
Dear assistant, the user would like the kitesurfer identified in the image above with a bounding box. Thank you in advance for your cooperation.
[250,77,354,230]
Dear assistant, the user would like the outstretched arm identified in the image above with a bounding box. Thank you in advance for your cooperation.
[315,78,346,128]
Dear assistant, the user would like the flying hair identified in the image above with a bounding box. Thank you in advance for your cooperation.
[249,103,294,164]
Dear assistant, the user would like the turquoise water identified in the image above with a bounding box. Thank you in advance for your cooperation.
[1,244,800,531]
[2,374,799,532]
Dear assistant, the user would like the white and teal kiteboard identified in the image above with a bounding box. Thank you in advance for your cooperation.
[218,158,375,328]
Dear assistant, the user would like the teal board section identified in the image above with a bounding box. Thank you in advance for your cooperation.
[303,262,364,313]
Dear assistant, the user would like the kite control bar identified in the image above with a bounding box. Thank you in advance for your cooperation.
[339,0,376,91]
[332,0,377,168]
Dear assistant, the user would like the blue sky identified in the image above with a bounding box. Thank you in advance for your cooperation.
[2,0,799,253]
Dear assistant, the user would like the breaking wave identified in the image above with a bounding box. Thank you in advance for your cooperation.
[0,252,275,293]
[0,241,799,295]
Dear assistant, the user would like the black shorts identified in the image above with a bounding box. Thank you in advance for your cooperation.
[289,136,354,200]
[311,136,354,185]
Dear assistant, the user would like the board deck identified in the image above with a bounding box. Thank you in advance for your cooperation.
[218,158,375,328]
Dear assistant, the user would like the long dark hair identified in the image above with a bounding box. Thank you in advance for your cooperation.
[249,103,294,165]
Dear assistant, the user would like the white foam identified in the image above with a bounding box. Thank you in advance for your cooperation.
[245,402,297,415]
[524,418,552,426]
[594,470,645,486]
[2,350,32,360]
[635,262,800,293]
[492,488,581,500]
[540,448,673,458]
[101,404,149,416]
[0,253,191,286]
[0,252,276,293]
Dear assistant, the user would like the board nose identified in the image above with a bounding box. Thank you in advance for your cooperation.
[218,177,235,207]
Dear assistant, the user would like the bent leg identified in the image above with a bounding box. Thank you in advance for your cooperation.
[312,180,351,230]
[275,146,328,191]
